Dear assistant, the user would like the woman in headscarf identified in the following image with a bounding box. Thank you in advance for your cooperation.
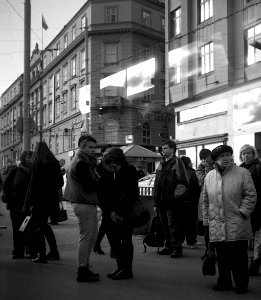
[202,145,256,294]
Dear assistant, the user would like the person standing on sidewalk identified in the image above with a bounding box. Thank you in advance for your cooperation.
[180,156,200,248]
[153,140,188,258]
[2,151,32,259]
[64,135,100,282]
[196,149,214,242]
[202,145,256,294]
[93,144,113,255]
[25,142,64,263]
[103,147,138,280]
[239,144,261,276]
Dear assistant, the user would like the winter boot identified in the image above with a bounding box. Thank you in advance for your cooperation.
[77,267,100,282]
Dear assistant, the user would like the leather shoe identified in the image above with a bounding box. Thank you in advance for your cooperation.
[158,247,173,255]
[107,268,122,278]
[111,269,133,280]
[32,256,47,264]
[46,251,60,260]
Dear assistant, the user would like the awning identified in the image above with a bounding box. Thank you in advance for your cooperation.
[121,144,161,159]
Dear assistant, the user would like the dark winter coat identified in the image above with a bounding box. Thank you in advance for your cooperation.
[183,167,200,206]
[2,165,31,211]
[26,158,64,216]
[97,161,115,216]
[64,150,99,205]
[153,156,188,208]
[240,159,261,232]
[99,162,138,219]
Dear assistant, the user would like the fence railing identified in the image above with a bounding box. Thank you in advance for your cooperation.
[139,186,154,196]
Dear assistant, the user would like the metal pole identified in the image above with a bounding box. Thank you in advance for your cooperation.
[85,26,91,134]
[23,0,31,150]
[39,26,44,142]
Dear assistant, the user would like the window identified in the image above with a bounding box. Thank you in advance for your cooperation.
[71,56,76,77]
[81,49,86,70]
[200,42,214,75]
[200,0,213,23]
[71,129,76,149]
[142,10,151,27]
[48,101,52,123]
[55,71,60,88]
[64,34,68,49]
[171,7,181,37]
[43,55,47,69]
[49,76,53,94]
[71,85,77,110]
[63,63,68,82]
[56,42,60,56]
[55,96,60,121]
[72,25,76,41]
[140,46,150,59]
[43,105,47,125]
[62,91,68,115]
[247,23,261,65]
[43,82,47,98]
[161,125,169,143]
[169,54,181,84]
[105,43,117,64]
[105,6,117,23]
[161,17,165,32]
[81,15,86,32]
[142,122,151,144]
[55,134,59,154]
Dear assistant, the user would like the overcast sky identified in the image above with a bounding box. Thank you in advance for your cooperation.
[0,0,87,96]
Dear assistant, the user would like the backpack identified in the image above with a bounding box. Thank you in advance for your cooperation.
[143,215,165,253]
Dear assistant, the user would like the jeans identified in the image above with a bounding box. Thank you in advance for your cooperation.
[72,203,98,268]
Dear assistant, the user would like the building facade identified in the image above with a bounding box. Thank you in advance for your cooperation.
[0,0,174,170]
[166,0,261,167]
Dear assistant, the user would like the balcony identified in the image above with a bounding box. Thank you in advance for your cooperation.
[98,96,124,109]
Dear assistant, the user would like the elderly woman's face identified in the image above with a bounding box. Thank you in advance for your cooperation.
[241,148,254,165]
[216,152,232,169]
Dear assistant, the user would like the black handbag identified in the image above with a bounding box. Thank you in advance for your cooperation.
[201,244,216,276]
[128,197,150,228]
[143,214,165,253]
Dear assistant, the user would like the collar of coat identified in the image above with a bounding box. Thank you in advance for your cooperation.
[213,162,234,175]
[77,149,97,166]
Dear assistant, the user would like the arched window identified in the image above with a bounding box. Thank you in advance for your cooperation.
[143,122,150,145]
[161,125,169,143]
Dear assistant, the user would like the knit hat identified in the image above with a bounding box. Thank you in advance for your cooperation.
[211,145,233,161]
[199,149,212,160]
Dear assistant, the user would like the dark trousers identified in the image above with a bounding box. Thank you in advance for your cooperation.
[10,210,26,256]
[95,214,108,246]
[107,220,134,270]
[158,204,184,252]
[30,213,58,257]
[182,203,198,246]
[214,240,249,289]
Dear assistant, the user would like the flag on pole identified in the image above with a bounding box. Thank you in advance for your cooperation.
[42,15,48,30]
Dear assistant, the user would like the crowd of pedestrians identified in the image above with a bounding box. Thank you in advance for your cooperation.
[0,136,260,295]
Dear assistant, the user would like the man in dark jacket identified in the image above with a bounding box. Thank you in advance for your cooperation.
[153,140,188,258]
[64,135,100,282]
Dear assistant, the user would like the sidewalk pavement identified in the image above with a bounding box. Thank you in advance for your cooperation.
[1,200,261,300]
